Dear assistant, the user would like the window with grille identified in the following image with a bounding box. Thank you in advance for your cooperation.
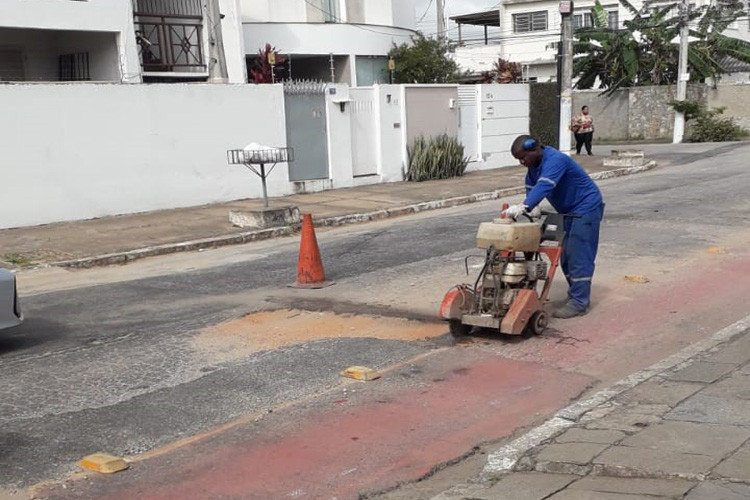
[513,11,548,33]
[573,13,593,29]
[59,52,90,81]
[608,10,619,29]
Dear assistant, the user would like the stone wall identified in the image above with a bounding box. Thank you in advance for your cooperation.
[706,84,750,130]
[572,89,629,143]
[573,84,709,142]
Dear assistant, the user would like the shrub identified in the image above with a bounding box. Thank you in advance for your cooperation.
[690,107,748,142]
[530,82,559,148]
[670,100,748,142]
[406,134,469,182]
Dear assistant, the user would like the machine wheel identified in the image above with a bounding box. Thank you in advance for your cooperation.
[528,311,548,336]
[449,319,472,337]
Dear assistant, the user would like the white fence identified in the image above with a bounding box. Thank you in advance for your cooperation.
[1,82,531,229]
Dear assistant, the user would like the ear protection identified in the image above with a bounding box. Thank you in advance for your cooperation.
[523,138,538,151]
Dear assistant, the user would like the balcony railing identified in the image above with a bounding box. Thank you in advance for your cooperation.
[133,0,205,74]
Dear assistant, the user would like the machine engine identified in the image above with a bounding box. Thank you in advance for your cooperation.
[440,212,566,337]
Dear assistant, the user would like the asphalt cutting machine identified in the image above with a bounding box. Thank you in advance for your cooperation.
[439,208,567,337]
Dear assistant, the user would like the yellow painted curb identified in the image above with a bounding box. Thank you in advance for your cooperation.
[341,366,381,381]
[78,453,129,474]
[624,274,650,283]
[708,247,728,254]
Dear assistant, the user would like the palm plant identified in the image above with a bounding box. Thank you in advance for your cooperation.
[574,0,750,94]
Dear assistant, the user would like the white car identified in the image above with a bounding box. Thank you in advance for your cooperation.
[0,268,23,330]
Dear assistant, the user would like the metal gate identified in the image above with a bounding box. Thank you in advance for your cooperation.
[284,82,329,181]
[349,88,378,177]
[458,85,480,161]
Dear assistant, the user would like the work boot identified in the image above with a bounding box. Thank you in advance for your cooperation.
[553,302,587,319]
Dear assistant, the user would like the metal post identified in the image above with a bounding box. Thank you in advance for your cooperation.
[329,53,335,83]
[436,0,446,38]
[260,163,269,207]
[673,0,690,144]
[558,1,574,155]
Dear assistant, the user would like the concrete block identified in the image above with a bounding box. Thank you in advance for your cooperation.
[547,490,660,499]
[666,362,736,383]
[620,421,750,456]
[666,394,750,426]
[593,446,720,476]
[567,476,695,497]
[229,206,301,229]
[555,428,626,445]
[702,334,750,363]
[685,480,750,500]
[713,443,750,481]
[340,366,381,381]
[602,150,645,168]
[78,453,129,473]
[534,443,609,466]
[701,370,750,399]
[483,472,578,500]
[610,149,645,158]
[617,379,703,406]
[585,408,663,433]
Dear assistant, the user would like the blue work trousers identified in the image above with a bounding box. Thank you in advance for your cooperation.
[561,203,604,310]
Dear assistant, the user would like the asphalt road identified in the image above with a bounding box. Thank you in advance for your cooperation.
[2,141,749,497]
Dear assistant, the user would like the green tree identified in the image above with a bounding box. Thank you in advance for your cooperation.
[574,0,750,94]
[388,34,463,84]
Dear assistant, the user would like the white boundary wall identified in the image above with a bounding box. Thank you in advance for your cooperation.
[0,83,288,229]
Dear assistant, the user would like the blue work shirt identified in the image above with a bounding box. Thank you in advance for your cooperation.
[523,146,603,215]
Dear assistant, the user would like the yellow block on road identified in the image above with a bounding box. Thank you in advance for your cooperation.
[78,453,129,474]
[341,366,381,381]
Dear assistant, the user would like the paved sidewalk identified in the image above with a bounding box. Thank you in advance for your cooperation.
[0,154,656,269]
[431,316,750,500]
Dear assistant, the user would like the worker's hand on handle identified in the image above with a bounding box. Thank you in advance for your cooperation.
[502,204,528,219]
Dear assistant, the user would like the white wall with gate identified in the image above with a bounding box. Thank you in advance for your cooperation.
[0,83,288,229]
[466,84,530,172]
[2,82,531,229]
[349,87,379,177]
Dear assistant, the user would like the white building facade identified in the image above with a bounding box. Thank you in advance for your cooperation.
[0,0,246,84]
[452,0,750,83]
[239,0,418,85]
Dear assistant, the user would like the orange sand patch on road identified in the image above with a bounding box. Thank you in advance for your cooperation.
[192,309,447,362]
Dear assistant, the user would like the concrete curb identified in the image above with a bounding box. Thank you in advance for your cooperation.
[53,162,656,269]
[430,312,750,500]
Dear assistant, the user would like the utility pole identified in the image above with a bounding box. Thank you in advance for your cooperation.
[558,0,573,154]
[206,0,228,83]
[436,0,446,38]
[673,0,690,143]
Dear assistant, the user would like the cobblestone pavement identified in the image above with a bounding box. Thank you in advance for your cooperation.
[430,317,750,500]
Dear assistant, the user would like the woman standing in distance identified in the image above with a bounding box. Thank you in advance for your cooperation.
[572,105,594,156]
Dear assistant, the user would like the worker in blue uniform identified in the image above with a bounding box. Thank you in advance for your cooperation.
[503,135,604,319]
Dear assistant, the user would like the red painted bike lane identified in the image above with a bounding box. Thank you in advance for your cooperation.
[39,249,750,500]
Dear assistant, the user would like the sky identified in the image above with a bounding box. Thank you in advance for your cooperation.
[413,0,500,39]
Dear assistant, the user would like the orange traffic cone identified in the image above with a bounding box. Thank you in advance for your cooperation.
[290,214,335,289]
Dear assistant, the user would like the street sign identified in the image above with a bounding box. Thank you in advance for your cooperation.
[268,52,276,66]
[559,1,572,14]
